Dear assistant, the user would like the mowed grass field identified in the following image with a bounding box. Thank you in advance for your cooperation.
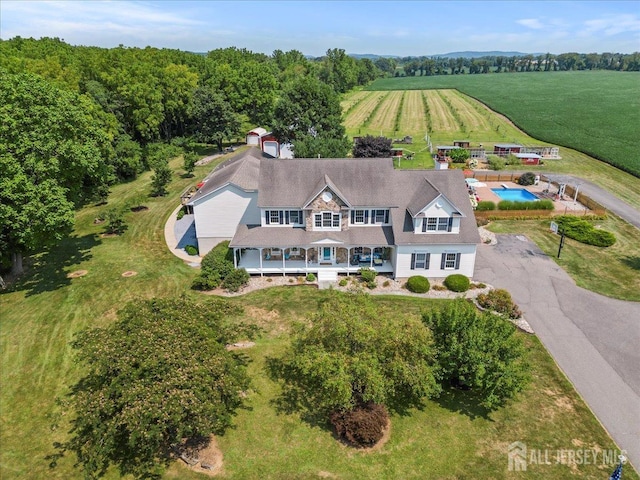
[367,71,640,178]
[2,152,638,479]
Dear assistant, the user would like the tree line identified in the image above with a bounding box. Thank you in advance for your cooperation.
[0,37,379,275]
[375,51,640,76]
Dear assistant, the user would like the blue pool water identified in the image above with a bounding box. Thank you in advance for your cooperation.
[491,188,538,202]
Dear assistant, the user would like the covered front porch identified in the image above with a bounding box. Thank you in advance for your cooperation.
[233,246,394,276]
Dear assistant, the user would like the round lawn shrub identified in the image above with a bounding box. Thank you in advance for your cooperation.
[406,275,430,293]
[444,274,470,292]
[518,172,536,186]
[330,403,389,448]
[185,244,198,256]
[191,273,221,291]
[339,278,348,287]
[176,207,185,220]
[306,273,316,282]
[476,201,496,211]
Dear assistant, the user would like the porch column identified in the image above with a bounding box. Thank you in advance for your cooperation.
[369,247,373,268]
[282,249,286,277]
[233,248,238,268]
[347,247,351,276]
[305,248,308,271]
[259,248,263,277]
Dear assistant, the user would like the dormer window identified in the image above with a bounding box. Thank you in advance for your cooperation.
[422,217,453,232]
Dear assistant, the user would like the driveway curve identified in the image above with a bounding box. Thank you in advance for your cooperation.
[474,235,640,470]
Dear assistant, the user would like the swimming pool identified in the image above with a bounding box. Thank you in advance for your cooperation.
[491,188,538,202]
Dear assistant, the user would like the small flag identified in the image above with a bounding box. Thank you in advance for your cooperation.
[609,461,622,480]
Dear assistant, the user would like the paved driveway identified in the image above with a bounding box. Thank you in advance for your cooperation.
[474,235,640,469]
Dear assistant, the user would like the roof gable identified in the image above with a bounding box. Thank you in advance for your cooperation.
[302,174,352,209]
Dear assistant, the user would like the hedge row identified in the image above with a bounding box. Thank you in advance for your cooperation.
[498,199,554,210]
[555,215,616,247]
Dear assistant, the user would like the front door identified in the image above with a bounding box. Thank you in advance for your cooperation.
[323,247,332,262]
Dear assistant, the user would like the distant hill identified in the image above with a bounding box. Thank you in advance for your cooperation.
[347,51,542,60]
[432,51,543,58]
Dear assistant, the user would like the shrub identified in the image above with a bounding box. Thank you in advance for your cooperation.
[185,245,198,256]
[406,275,430,293]
[104,208,127,235]
[476,201,496,211]
[359,267,377,284]
[330,403,389,448]
[477,289,522,319]
[192,241,234,290]
[555,215,616,247]
[383,280,390,287]
[177,207,185,220]
[518,172,536,186]
[488,157,506,170]
[444,274,470,292]
[306,273,316,282]
[498,199,553,211]
[339,279,348,287]
[223,268,249,292]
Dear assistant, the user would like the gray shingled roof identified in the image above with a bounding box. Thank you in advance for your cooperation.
[188,148,263,204]
[257,157,397,208]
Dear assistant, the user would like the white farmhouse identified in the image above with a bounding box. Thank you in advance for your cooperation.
[188,148,481,280]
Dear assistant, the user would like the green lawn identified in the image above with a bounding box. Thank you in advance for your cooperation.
[368,71,640,177]
[1,151,638,479]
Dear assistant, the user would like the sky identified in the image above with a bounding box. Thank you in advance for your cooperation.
[1,1,639,56]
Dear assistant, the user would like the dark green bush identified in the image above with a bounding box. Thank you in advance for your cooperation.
[518,172,536,186]
[498,199,553,211]
[443,274,470,292]
[555,215,616,247]
[359,267,377,283]
[477,289,522,319]
[306,273,316,282]
[330,403,389,448]
[223,268,249,292]
[192,241,234,290]
[476,201,496,211]
[177,207,186,220]
[185,245,198,256]
[406,275,430,293]
[339,278,348,287]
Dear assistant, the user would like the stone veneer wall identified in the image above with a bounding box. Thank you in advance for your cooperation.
[305,189,349,231]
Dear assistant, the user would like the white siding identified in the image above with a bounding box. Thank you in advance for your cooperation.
[192,185,259,255]
[394,244,477,279]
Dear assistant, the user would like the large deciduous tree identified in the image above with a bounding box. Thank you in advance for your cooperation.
[422,299,530,409]
[60,297,254,479]
[0,70,114,274]
[190,87,242,151]
[267,292,440,415]
[271,76,350,158]
[352,135,392,158]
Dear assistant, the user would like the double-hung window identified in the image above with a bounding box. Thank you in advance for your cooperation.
[441,252,461,270]
[374,209,389,224]
[423,217,438,232]
[270,210,281,224]
[410,252,430,270]
[354,209,365,224]
[422,217,453,232]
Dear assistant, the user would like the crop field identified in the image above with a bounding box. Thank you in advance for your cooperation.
[366,71,640,177]
[367,90,403,133]
[343,91,388,131]
[397,90,427,133]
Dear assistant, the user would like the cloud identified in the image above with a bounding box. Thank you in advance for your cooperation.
[517,18,545,30]
[583,14,640,36]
